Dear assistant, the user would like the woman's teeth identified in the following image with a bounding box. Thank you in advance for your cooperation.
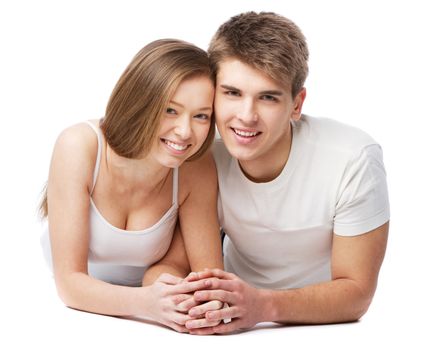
[164,140,188,151]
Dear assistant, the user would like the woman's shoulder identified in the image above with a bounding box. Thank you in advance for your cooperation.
[178,151,217,195]
[177,151,217,204]
[50,120,101,179]
[55,120,98,147]
[180,151,216,179]
[53,120,100,159]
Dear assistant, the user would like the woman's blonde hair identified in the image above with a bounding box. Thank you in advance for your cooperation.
[101,39,215,159]
[39,39,215,218]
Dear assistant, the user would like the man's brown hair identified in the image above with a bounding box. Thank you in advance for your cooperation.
[208,12,309,97]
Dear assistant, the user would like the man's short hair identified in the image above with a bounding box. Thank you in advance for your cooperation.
[208,11,309,97]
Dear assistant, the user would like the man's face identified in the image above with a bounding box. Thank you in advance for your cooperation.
[214,59,305,166]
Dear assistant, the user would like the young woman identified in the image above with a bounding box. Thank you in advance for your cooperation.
[39,39,223,332]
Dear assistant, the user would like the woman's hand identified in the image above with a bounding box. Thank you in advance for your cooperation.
[144,273,193,332]
[143,272,223,332]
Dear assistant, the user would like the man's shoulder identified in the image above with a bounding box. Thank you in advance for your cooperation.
[297,115,378,156]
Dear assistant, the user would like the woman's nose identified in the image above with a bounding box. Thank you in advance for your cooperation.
[175,115,192,139]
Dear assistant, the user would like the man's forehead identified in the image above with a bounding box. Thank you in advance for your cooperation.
[216,59,291,93]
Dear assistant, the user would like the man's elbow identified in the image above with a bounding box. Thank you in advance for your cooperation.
[346,282,376,322]
[349,297,372,322]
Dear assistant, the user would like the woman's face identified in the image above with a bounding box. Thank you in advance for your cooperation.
[151,75,214,168]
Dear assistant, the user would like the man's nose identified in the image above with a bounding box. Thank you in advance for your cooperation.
[236,98,258,124]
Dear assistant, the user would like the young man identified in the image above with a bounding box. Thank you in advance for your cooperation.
[183,11,390,334]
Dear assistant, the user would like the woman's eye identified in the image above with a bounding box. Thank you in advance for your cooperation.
[166,107,177,114]
[194,114,210,120]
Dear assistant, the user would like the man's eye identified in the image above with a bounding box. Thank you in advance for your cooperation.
[226,90,240,97]
[261,95,278,102]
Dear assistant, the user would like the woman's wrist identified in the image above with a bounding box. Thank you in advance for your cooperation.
[133,285,152,318]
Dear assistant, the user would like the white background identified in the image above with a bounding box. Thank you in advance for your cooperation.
[1,0,427,348]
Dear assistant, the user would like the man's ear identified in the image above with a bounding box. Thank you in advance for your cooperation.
[291,87,306,121]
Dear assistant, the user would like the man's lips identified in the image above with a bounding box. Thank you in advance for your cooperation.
[231,127,261,137]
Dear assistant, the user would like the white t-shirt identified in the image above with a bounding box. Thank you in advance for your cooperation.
[213,115,390,290]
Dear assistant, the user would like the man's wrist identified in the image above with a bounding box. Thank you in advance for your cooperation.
[259,289,279,322]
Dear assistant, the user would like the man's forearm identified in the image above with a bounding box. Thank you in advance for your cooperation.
[264,278,372,324]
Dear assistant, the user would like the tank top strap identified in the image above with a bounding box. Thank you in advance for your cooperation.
[172,167,179,205]
[84,120,102,195]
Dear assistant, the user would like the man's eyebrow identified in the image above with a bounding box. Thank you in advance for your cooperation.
[219,84,241,92]
[219,85,283,96]
[259,90,283,96]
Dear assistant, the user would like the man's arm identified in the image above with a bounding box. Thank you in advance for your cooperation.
[185,222,388,333]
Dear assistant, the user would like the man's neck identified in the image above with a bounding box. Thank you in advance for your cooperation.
[238,126,293,183]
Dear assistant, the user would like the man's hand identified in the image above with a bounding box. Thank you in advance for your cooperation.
[144,273,193,333]
[145,272,222,332]
[183,269,270,334]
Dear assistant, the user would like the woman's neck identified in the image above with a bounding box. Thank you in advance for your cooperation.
[105,145,171,193]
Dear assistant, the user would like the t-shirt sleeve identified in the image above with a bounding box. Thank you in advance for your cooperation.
[334,144,390,236]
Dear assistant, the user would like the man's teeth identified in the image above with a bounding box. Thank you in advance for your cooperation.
[233,128,258,137]
[165,140,188,151]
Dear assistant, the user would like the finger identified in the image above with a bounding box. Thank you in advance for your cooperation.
[176,296,199,313]
[188,327,216,335]
[211,319,241,334]
[184,272,199,282]
[157,273,184,285]
[187,269,236,282]
[205,305,240,322]
[172,311,194,326]
[188,300,223,318]
[201,277,237,292]
[171,293,192,306]
[166,321,189,333]
[193,289,237,304]
[185,317,221,330]
[168,279,212,295]
[179,276,237,293]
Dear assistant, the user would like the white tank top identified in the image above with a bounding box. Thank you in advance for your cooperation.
[41,121,178,286]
